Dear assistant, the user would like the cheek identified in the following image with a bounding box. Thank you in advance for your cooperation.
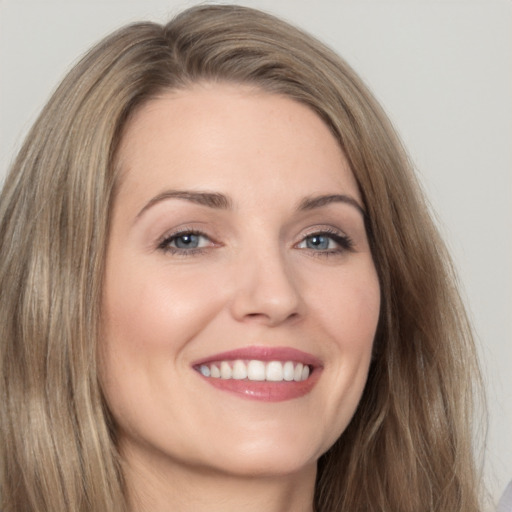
[310,261,380,349]
[305,262,380,436]
[98,261,229,440]
[102,262,223,354]
[98,261,226,414]
[333,271,379,385]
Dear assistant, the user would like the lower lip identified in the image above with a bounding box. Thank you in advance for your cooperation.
[198,369,321,402]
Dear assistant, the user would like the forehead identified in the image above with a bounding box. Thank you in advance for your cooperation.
[114,83,360,208]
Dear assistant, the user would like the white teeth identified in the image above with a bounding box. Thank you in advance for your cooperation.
[294,363,303,382]
[198,360,311,382]
[266,361,283,381]
[283,361,295,381]
[232,360,247,380]
[220,361,232,379]
[247,360,266,381]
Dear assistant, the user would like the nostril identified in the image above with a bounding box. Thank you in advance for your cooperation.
[243,310,300,325]
[229,264,304,325]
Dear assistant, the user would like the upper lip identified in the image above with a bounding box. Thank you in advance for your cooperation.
[192,346,323,368]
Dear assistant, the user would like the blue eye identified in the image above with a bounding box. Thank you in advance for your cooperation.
[305,234,332,250]
[173,233,201,249]
[158,231,211,253]
[297,231,353,254]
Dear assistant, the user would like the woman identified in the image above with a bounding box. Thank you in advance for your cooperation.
[0,4,483,511]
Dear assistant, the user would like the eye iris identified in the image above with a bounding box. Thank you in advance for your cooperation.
[175,234,199,249]
[306,235,329,250]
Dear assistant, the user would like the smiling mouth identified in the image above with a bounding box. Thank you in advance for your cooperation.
[192,346,321,401]
[196,360,312,382]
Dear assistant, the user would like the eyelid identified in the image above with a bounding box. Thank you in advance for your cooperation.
[295,226,355,253]
[157,226,218,254]
[154,223,355,256]
[298,225,348,241]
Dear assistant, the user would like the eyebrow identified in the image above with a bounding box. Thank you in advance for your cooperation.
[136,190,232,219]
[136,190,365,220]
[298,194,366,217]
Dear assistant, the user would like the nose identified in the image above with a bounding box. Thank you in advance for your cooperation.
[229,247,304,327]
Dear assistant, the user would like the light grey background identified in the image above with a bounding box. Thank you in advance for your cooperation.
[1,0,510,507]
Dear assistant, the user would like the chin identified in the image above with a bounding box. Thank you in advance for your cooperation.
[202,446,319,479]
[189,423,334,479]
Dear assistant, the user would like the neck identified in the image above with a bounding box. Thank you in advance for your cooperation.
[123,447,316,512]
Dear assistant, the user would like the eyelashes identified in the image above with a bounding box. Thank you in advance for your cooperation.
[296,229,354,255]
[157,229,215,255]
[157,226,354,257]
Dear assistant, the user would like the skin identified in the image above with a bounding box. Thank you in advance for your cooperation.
[101,83,381,512]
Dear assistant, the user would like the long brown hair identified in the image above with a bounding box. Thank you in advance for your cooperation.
[0,5,484,511]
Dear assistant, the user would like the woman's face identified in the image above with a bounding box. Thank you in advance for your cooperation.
[101,83,380,479]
